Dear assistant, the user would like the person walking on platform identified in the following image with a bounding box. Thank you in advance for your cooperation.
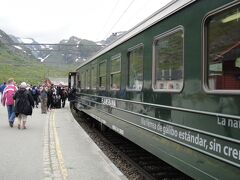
[0,81,6,102]
[13,82,34,129]
[40,86,48,114]
[31,86,39,108]
[47,86,54,110]
[2,78,17,127]
[61,87,68,108]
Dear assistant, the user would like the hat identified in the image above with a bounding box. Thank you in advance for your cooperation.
[20,82,27,88]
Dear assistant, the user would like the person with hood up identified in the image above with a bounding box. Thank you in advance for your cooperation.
[13,82,34,129]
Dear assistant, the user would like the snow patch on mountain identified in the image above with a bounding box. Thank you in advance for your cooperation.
[38,54,50,62]
[18,38,34,43]
[13,45,22,50]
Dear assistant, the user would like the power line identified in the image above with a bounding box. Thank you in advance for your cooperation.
[104,0,136,40]
[97,0,120,40]
[126,0,149,27]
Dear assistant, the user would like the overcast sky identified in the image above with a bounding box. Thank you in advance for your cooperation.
[0,0,172,43]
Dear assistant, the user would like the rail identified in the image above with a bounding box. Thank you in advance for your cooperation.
[77,92,240,120]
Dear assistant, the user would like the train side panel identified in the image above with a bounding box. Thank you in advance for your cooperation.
[72,0,240,179]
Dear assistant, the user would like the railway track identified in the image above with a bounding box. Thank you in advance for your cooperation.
[73,111,192,180]
[102,131,191,180]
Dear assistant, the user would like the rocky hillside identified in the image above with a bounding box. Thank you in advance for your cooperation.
[0,30,35,59]
[0,30,71,85]
[8,31,126,66]
[0,28,126,84]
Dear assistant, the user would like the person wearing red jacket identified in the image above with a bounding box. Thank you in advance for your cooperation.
[2,78,18,127]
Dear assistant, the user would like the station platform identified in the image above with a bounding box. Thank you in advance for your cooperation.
[0,102,127,180]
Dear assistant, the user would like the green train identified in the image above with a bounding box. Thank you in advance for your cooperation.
[68,0,240,179]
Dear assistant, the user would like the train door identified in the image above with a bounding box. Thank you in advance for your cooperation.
[68,72,77,89]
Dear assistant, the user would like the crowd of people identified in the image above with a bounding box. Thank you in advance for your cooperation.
[0,78,70,130]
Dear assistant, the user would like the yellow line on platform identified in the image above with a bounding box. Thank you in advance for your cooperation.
[52,111,68,180]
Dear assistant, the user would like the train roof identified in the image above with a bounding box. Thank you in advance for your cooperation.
[76,0,196,70]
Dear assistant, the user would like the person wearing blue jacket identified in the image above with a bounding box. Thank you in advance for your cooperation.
[0,82,6,102]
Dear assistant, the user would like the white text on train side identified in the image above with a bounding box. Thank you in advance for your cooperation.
[217,117,240,129]
[101,98,116,107]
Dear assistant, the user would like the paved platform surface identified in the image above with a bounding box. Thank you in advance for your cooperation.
[0,102,126,180]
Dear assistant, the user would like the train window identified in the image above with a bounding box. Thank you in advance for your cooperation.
[153,28,184,92]
[91,64,97,89]
[127,44,143,91]
[86,69,91,89]
[77,74,80,89]
[110,55,121,90]
[80,71,85,89]
[204,4,240,92]
[99,61,107,89]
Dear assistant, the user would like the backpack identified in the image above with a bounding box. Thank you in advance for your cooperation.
[2,85,17,106]
[5,91,15,105]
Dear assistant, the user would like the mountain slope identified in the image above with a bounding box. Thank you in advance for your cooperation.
[9,35,104,66]
[9,32,126,66]
[0,31,72,85]
[0,28,126,85]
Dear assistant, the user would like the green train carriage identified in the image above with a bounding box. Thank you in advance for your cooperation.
[69,0,240,179]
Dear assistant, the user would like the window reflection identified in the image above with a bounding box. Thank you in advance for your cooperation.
[128,46,143,90]
[110,56,121,90]
[206,5,240,90]
[153,29,184,91]
[86,69,90,89]
[80,71,85,89]
[99,61,106,89]
[91,64,97,89]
